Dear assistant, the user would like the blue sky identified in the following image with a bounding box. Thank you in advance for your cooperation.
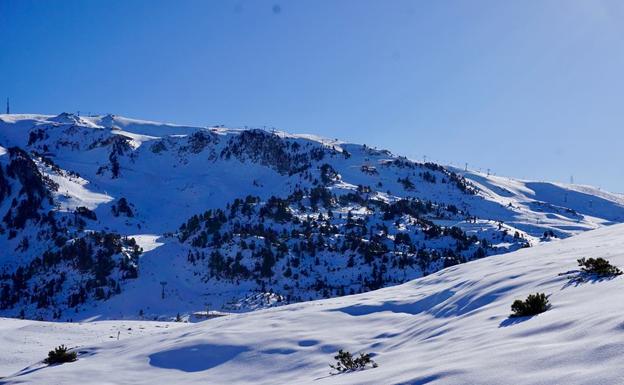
[1,0,623,191]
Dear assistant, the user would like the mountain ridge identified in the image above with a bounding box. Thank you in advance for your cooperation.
[0,113,622,321]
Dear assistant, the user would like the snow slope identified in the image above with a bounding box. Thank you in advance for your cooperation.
[458,168,624,232]
[1,113,619,238]
[1,112,624,321]
[0,318,185,378]
[3,223,624,384]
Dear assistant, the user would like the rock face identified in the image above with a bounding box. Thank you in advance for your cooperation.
[0,113,623,320]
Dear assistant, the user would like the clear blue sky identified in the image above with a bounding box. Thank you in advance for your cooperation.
[1,0,623,191]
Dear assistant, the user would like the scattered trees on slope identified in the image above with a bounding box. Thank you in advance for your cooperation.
[176,184,521,304]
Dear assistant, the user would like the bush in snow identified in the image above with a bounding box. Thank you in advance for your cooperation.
[329,349,377,373]
[44,345,77,365]
[577,257,622,278]
[510,293,550,317]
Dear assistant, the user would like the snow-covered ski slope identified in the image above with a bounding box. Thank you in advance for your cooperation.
[1,113,624,321]
[3,223,624,385]
[457,168,624,233]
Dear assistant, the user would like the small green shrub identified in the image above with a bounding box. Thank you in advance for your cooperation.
[330,349,377,373]
[44,345,77,365]
[577,257,622,278]
[510,293,550,317]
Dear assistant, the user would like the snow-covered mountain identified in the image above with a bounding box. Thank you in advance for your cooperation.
[3,221,624,384]
[1,113,623,321]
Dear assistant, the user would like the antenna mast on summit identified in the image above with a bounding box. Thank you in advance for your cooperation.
[5,98,9,114]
